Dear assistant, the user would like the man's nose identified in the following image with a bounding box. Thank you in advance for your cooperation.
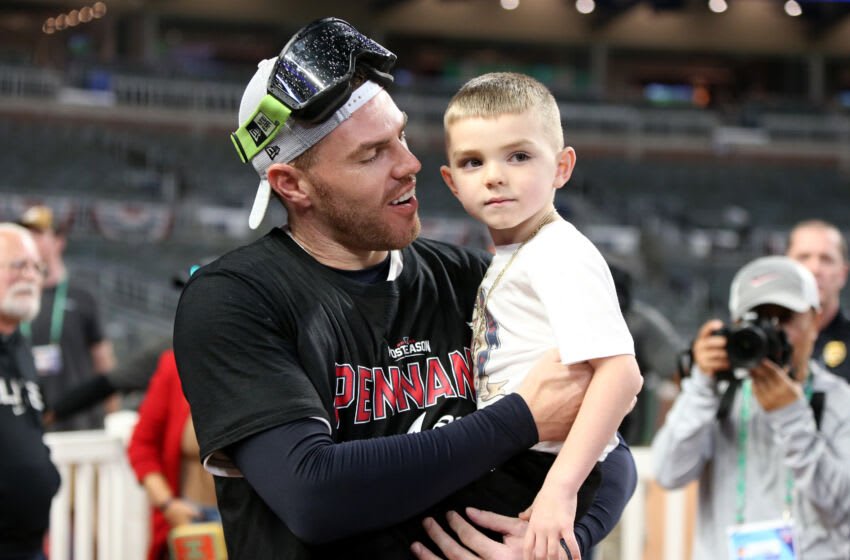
[394,141,421,178]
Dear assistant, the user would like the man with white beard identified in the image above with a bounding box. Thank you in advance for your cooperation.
[0,224,60,560]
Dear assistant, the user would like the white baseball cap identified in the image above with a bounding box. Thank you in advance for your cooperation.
[236,58,384,229]
[729,255,820,321]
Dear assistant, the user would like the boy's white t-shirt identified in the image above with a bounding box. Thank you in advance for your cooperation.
[473,218,635,455]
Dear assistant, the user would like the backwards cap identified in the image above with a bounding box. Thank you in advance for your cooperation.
[729,255,820,321]
[237,62,384,230]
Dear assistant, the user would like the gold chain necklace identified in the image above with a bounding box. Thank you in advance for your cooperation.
[471,210,558,363]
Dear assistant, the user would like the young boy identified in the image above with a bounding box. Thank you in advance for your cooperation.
[440,72,643,560]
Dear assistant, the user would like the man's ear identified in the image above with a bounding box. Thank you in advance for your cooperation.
[267,163,311,210]
[440,165,460,198]
[553,147,577,190]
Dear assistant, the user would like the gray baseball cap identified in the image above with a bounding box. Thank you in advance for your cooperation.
[728,255,820,320]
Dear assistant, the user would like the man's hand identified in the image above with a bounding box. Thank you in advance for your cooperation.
[692,319,729,377]
[516,350,592,442]
[749,359,802,412]
[410,509,528,560]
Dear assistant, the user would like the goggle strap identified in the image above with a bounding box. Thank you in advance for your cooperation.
[231,94,293,163]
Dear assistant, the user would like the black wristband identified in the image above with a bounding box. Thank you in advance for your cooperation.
[51,375,116,420]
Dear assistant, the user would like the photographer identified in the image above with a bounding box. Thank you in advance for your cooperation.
[651,256,850,560]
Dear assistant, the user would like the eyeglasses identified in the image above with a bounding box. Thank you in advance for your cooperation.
[0,259,48,278]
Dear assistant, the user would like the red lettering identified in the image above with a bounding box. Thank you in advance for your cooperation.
[333,364,356,427]
[425,357,457,406]
[398,363,424,410]
[372,367,399,420]
[355,366,373,424]
[450,350,475,399]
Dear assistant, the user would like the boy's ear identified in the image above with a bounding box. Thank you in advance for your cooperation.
[267,163,311,210]
[554,147,577,189]
[440,165,460,198]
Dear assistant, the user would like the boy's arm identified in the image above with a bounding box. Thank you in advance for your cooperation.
[544,354,642,495]
[524,355,640,558]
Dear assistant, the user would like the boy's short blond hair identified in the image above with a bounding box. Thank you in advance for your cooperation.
[444,72,564,151]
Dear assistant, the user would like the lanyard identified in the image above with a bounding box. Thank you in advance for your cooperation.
[21,279,67,344]
[735,373,814,524]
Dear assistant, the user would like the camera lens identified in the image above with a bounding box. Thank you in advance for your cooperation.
[727,327,768,369]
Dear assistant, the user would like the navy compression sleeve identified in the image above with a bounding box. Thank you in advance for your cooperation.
[231,394,537,544]
[574,434,637,555]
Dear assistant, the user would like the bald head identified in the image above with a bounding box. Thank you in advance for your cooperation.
[0,224,44,333]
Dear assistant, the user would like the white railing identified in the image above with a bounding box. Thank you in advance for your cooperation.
[615,447,693,560]
[43,429,693,560]
[44,413,148,560]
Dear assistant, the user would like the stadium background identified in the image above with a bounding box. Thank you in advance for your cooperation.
[1,1,849,558]
[1,0,849,387]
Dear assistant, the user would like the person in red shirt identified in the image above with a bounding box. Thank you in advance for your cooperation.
[127,350,218,560]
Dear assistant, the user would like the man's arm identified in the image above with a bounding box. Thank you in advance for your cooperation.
[48,338,167,423]
[232,395,538,544]
[231,347,588,545]
[768,398,850,529]
[90,339,116,373]
[90,339,119,413]
[652,320,725,489]
[755,364,850,529]
[650,368,719,489]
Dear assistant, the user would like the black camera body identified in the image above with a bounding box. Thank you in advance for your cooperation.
[714,318,792,371]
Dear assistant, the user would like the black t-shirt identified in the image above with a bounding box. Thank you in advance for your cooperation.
[0,331,61,555]
[25,281,107,431]
[174,229,489,558]
[814,308,850,383]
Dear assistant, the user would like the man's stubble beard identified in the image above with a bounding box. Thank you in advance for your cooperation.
[312,178,421,251]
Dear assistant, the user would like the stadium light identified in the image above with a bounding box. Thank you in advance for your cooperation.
[500,0,520,10]
[576,0,596,14]
[784,0,802,16]
[708,0,728,13]
[42,2,107,34]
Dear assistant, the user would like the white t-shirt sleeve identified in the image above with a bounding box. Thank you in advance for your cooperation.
[528,225,634,365]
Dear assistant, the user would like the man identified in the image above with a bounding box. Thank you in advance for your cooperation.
[652,256,850,559]
[19,205,117,431]
[0,224,61,560]
[787,219,850,383]
[174,17,635,560]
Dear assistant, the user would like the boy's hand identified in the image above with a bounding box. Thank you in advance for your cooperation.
[521,486,579,560]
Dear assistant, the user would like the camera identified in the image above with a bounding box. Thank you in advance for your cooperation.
[714,317,792,370]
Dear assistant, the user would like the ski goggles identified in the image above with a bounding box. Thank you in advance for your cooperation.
[231,18,397,164]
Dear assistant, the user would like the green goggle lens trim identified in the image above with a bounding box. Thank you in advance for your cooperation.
[230,94,292,163]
